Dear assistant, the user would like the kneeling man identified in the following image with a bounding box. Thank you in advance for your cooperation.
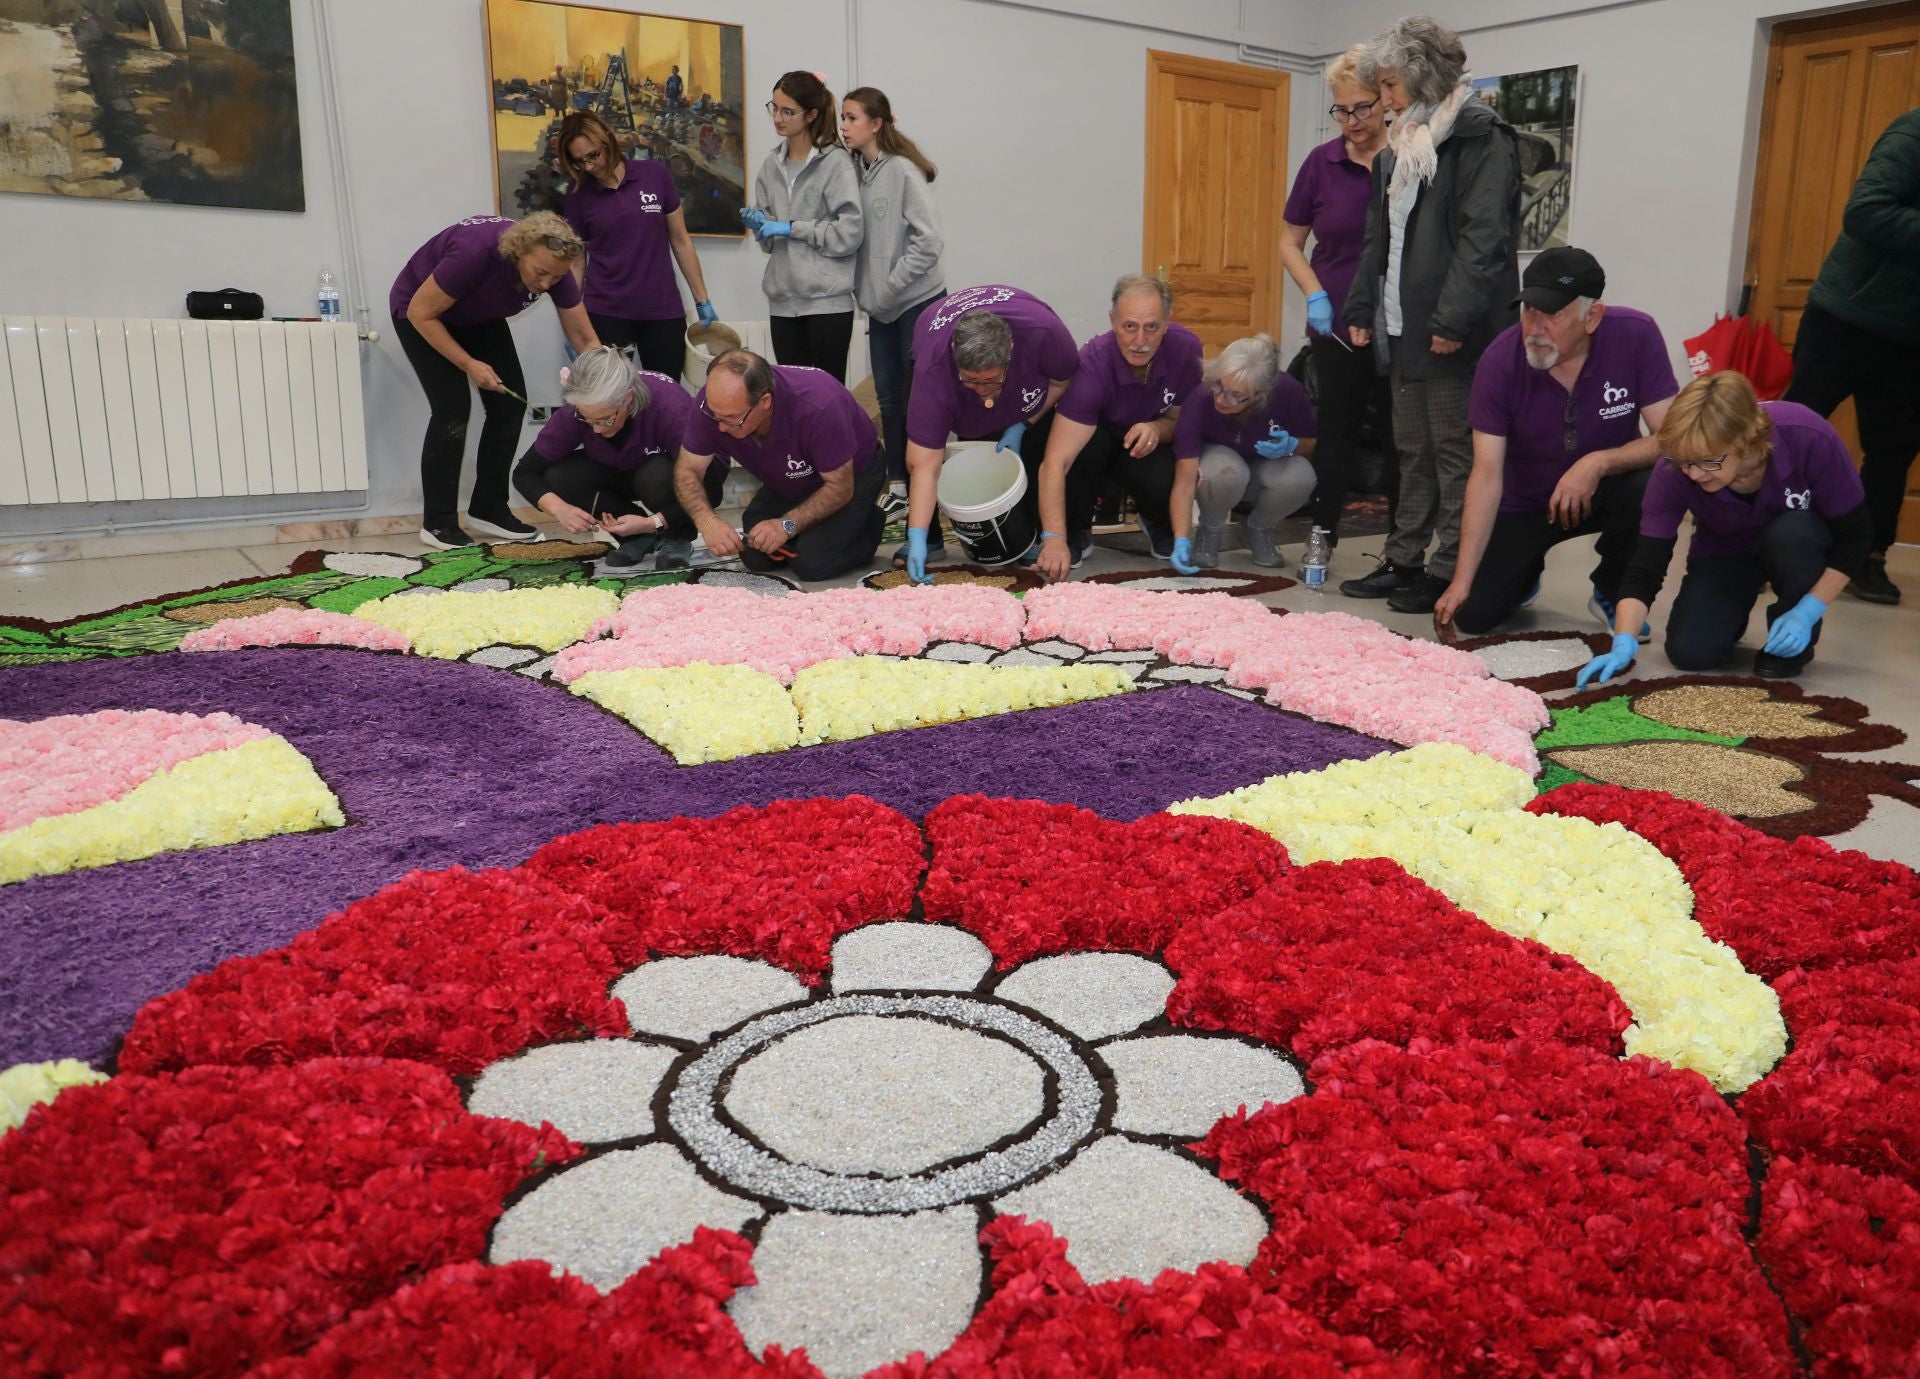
[677,350,885,581]
[1435,248,1679,634]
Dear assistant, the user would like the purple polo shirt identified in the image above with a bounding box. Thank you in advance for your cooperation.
[1282,136,1373,319]
[1641,402,1865,559]
[531,370,691,469]
[1056,323,1204,433]
[388,216,583,327]
[907,286,1078,447]
[1469,306,1679,514]
[563,160,685,320]
[683,365,879,501]
[1173,373,1318,462]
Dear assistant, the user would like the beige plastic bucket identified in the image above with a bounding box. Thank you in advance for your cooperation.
[683,322,743,387]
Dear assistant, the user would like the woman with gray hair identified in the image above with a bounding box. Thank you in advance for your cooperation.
[512,346,722,571]
[1340,15,1520,612]
[1168,335,1319,570]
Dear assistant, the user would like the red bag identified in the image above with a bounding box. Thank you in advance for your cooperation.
[1684,314,1794,400]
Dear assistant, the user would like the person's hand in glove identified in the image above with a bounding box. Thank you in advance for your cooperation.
[1763,594,1826,657]
[1575,632,1640,689]
[1171,536,1199,575]
[1305,290,1334,336]
[1255,429,1299,460]
[995,421,1028,454]
[695,301,718,327]
[739,207,766,232]
[905,526,933,585]
[754,220,793,242]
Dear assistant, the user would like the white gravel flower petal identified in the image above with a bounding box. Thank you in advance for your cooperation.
[490,1143,761,1291]
[724,1014,1044,1175]
[514,654,556,678]
[922,642,998,664]
[322,552,423,577]
[831,923,993,993]
[993,953,1174,1040]
[1149,665,1226,685]
[468,645,542,669]
[613,956,808,1041]
[697,570,796,595]
[1472,637,1596,681]
[468,1040,678,1143]
[452,578,512,593]
[992,1136,1265,1284]
[1024,639,1088,659]
[729,1208,982,1379]
[1084,649,1157,663]
[1103,1034,1304,1137]
[989,648,1066,667]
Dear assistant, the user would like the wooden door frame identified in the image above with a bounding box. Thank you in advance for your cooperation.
[1142,49,1290,305]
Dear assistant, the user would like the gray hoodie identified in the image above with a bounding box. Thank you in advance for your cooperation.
[752,144,863,317]
[853,152,946,324]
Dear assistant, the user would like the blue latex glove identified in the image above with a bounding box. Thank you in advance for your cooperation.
[905,526,932,585]
[1255,429,1299,460]
[995,421,1028,454]
[1305,290,1334,336]
[755,220,793,242]
[1763,593,1827,657]
[1170,536,1198,575]
[696,300,718,327]
[1576,632,1641,689]
[739,207,767,232]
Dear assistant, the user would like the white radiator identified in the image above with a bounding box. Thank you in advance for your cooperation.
[0,317,367,507]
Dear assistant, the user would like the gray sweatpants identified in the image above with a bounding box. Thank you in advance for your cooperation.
[1383,337,1474,580]
[1195,444,1316,530]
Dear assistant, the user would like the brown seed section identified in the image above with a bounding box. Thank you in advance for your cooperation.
[161,596,301,624]
[1546,742,1815,818]
[489,540,612,562]
[1634,685,1849,740]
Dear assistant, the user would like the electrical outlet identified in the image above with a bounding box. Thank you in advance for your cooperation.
[529,406,555,422]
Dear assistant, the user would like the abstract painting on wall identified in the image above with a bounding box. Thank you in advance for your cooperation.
[484,0,746,236]
[1470,64,1579,254]
[0,0,304,211]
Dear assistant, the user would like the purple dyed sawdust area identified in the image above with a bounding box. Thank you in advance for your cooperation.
[0,650,1388,1068]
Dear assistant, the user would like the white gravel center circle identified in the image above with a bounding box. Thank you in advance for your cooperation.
[726,1013,1045,1176]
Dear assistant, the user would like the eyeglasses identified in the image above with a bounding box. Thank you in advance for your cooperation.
[956,370,1006,395]
[1210,381,1251,407]
[765,100,801,118]
[576,147,606,164]
[538,234,575,254]
[1328,100,1379,123]
[1668,454,1728,473]
[700,391,765,430]
[579,392,633,433]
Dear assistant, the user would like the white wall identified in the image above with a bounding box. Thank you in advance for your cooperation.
[2,0,1330,536]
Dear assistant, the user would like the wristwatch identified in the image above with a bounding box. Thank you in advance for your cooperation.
[780,518,798,536]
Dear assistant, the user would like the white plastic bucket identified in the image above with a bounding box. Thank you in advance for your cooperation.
[937,445,1037,566]
[682,322,742,387]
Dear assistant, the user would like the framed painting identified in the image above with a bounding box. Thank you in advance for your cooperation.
[1470,64,1579,255]
[483,0,746,236]
[0,0,304,211]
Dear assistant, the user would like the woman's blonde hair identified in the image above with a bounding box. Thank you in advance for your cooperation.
[497,211,584,263]
[1657,371,1774,462]
[1325,43,1371,92]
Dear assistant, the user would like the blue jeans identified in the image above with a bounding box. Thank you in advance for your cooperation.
[868,292,942,482]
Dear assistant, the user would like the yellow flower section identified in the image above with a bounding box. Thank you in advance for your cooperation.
[1172,745,1787,1093]
[357,586,618,659]
[0,1059,107,1135]
[571,664,800,765]
[0,737,345,886]
[790,657,1135,744]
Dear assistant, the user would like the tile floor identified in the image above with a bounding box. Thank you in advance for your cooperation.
[5,518,1918,866]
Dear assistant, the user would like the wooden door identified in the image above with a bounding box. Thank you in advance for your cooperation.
[1746,3,1920,541]
[1143,51,1289,354]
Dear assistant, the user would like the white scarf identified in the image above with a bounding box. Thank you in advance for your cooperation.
[1386,81,1474,201]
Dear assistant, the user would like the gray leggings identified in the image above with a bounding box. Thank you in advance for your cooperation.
[1195,444,1317,530]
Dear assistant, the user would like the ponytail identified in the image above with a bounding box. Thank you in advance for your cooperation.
[844,86,937,182]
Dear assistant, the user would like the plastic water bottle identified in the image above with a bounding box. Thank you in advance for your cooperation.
[316,266,342,323]
[1302,526,1331,592]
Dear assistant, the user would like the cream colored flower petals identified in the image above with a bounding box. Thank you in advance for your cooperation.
[829,923,994,994]
[467,1040,677,1142]
[1103,1034,1305,1137]
[612,956,807,1041]
[993,952,1175,1040]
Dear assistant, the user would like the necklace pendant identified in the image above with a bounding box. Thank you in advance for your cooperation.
[983,397,993,409]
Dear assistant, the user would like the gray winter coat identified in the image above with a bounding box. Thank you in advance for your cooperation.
[1343,97,1521,380]
[853,153,946,324]
[752,144,863,317]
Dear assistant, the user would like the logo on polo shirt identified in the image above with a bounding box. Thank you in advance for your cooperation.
[1021,385,1044,410]
[1597,380,1635,422]
[931,286,1016,331]
[638,190,662,212]
[1161,386,1177,410]
[785,456,814,478]
[1784,488,1811,510]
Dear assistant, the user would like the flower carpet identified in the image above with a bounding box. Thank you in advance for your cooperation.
[2,548,1918,1378]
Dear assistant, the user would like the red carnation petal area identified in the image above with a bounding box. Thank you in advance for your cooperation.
[119,867,631,1077]
[0,1058,577,1379]
[920,796,1287,966]
[1201,1038,1797,1378]
[250,1233,822,1379]
[524,796,925,980]
[1164,857,1632,1061]
[867,1216,1433,1379]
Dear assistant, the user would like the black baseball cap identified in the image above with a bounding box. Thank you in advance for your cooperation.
[1514,247,1606,312]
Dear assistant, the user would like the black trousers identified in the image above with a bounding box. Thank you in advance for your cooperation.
[1057,425,1177,534]
[587,313,686,379]
[393,315,525,526]
[769,312,855,383]
[1311,333,1397,536]
[1453,468,1652,635]
[1666,511,1832,670]
[1784,302,1920,552]
[515,450,723,539]
[740,454,887,580]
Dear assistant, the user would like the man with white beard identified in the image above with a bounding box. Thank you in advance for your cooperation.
[1434,248,1679,636]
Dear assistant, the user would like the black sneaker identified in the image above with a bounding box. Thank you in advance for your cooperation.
[1339,559,1422,599]
[653,537,694,571]
[1849,555,1902,605]
[602,534,658,570]
[419,523,476,551]
[1134,511,1175,561]
[1754,647,1813,679]
[1068,530,1093,568]
[468,508,540,542]
[1387,570,1449,614]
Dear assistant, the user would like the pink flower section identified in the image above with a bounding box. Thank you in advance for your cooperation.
[1022,584,1271,656]
[556,584,1025,685]
[178,609,412,654]
[0,709,271,831]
